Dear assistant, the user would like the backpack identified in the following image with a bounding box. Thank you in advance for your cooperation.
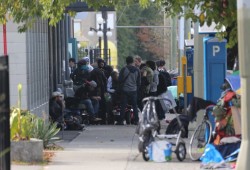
[165,115,189,138]
[159,71,172,87]
[64,115,83,130]
[157,72,167,95]
[71,68,89,85]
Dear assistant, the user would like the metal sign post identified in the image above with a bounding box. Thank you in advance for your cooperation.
[177,56,192,115]
[0,55,10,170]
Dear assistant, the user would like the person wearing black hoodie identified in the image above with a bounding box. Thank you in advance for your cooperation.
[118,56,141,125]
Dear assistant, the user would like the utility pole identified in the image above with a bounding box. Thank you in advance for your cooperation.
[236,0,250,169]
[0,55,10,170]
[102,11,108,64]
[171,17,177,70]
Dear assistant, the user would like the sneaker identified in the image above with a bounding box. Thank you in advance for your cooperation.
[79,124,85,130]
[115,121,124,125]
[91,117,102,121]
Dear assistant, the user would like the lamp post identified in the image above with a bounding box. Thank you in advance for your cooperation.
[88,14,112,64]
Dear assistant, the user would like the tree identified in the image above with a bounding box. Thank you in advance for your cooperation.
[0,0,238,53]
[87,0,238,67]
[84,0,237,47]
[162,0,237,48]
[117,3,166,68]
[0,0,77,32]
[0,0,237,48]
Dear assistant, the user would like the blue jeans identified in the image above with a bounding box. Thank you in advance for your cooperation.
[80,99,96,117]
[91,99,99,115]
[120,91,139,123]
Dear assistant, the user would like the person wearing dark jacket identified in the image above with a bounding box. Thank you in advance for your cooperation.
[74,81,101,121]
[118,56,141,125]
[89,62,107,123]
[156,60,172,87]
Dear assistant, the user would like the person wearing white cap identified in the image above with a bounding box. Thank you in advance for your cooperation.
[49,91,66,129]
[83,56,94,72]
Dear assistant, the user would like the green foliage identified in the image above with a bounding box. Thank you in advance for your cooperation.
[1,0,237,47]
[163,0,237,48]
[0,0,77,32]
[83,0,237,48]
[10,107,60,148]
[10,108,35,141]
[117,3,165,67]
[0,148,10,158]
[31,118,60,148]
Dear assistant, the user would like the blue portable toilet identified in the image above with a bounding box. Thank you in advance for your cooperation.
[186,48,194,77]
[203,37,227,103]
[186,48,194,105]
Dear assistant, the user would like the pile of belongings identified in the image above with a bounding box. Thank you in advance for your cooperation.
[200,79,241,168]
[213,89,241,144]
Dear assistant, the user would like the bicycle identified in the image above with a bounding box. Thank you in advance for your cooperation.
[189,105,215,161]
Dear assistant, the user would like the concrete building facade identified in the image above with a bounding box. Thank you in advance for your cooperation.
[0,16,71,117]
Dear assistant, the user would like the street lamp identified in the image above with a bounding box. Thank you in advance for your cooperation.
[88,15,112,64]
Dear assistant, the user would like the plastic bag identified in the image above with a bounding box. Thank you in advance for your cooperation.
[200,144,224,163]
[158,91,176,112]
[104,92,111,102]
[148,141,172,162]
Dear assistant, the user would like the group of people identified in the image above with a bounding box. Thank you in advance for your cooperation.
[49,55,173,126]
[70,57,113,124]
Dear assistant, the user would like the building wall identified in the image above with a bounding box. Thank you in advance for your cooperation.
[0,15,71,117]
[0,20,50,117]
[26,20,50,116]
[0,21,28,109]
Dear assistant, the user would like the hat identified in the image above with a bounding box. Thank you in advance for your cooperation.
[87,80,97,88]
[77,59,87,66]
[83,57,90,63]
[52,91,64,98]
[52,91,61,97]
[97,58,105,64]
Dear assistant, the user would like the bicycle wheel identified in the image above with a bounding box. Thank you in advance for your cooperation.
[189,120,212,161]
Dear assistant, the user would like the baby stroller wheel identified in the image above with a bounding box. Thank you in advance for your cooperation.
[138,141,144,152]
[142,147,150,161]
[175,142,186,161]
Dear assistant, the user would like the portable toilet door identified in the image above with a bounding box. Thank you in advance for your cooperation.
[203,36,227,103]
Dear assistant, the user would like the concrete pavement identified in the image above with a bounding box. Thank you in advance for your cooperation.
[12,122,201,170]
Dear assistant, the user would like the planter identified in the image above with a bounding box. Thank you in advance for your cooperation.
[11,138,43,162]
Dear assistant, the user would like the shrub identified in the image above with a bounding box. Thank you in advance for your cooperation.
[10,107,60,148]
[10,108,35,141]
[31,118,60,148]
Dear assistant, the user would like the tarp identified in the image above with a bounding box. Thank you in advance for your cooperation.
[225,75,240,92]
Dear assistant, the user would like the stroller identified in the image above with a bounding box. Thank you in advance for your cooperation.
[136,96,187,162]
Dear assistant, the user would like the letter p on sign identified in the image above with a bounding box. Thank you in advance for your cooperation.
[213,45,220,56]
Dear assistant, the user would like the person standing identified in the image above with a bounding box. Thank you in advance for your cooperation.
[68,58,76,79]
[156,60,172,87]
[134,55,142,69]
[118,56,141,125]
[146,60,159,96]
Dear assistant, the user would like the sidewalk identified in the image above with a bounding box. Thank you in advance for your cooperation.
[12,122,201,170]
